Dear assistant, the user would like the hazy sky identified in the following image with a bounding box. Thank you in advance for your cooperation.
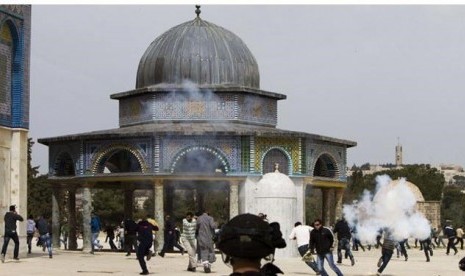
[30,5,465,173]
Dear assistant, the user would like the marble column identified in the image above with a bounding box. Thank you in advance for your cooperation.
[154,179,164,249]
[334,188,344,221]
[321,188,331,226]
[229,180,240,219]
[81,186,92,252]
[51,187,61,249]
[67,188,77,250]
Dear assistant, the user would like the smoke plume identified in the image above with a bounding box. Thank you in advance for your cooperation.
[343,174,431,243]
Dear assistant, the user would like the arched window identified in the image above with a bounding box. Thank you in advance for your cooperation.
[0,23,13,110]
[262,148,289,175]
[173,149,226,173]
[313,154,338,178]
[98,149,142,173]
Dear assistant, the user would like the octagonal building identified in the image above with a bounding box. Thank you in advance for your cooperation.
[39,7,356,255]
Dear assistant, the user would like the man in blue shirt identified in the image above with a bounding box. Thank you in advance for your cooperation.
[90,212,103,251]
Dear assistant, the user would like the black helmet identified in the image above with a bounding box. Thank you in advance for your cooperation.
[459,256,465,271]
[217,213,285,259]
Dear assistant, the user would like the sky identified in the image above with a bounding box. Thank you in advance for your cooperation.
[29,4,465,174]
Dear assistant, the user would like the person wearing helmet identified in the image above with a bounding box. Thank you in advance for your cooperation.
[216,213,286,276]
[459,256,465,271]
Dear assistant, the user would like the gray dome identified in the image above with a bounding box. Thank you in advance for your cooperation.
[136,16,260,89]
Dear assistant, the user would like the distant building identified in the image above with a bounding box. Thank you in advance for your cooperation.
[435,164,465,185]
[347,142,465,187]
[395,139,402,167]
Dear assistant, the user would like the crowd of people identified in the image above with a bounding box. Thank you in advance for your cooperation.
[1,205,54,262]
[288,217,465,276]
[3,205,465,275]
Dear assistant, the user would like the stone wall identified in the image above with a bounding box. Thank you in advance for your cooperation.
[417,201,441,230]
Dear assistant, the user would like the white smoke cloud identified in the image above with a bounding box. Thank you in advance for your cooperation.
[343,174,431,244]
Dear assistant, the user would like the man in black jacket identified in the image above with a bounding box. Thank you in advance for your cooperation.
[124,218,139,256]
[444,222,458,255]
[158,214,183,257]
[333,217,355,266]
[136,215,159,275]
[309,219,343,276]
[36,214,53,258]
[1,205,24,262]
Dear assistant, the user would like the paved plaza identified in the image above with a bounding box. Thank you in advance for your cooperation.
[0,244,462,276]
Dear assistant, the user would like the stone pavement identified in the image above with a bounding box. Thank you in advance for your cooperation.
[0,245,462,276]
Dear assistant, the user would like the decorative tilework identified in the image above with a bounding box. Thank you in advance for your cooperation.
[85,140,151,174]
[160,136,241,173]
[237,94,277,126]
[49,143,80,176]
[118,92,277,127]
[0,22,12,126]
[254,137,301,175]
[307,142,346,180]
[241,136,250,172]
[0,10,29,129]
[0,5,25,17]
[261,147,292,174]
[169,145,230,173]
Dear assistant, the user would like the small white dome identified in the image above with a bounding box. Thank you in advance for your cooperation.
[256,171,296,198]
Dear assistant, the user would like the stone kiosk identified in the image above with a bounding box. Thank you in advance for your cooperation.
[39,7,356,257]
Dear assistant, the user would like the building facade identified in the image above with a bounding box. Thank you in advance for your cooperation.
[39,7,356,256]
[0,5,31,251]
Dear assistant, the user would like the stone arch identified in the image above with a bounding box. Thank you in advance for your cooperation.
[0,19,23,127]
[53,151,76,176]
[261,147,291,175]
[91,143,148,174]
[170,145,230,173]
[313,152,339,178]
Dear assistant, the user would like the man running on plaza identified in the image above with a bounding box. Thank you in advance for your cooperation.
[309,219,343,276]
[376,230,396,276]
[289,221,319,274]
[181,212,197,272]
[136,214,158,275]
[333,216,355,266]
[197,210,217,273]
[1,205,23,262]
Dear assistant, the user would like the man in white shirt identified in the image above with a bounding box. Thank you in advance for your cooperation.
[289,221,320,275]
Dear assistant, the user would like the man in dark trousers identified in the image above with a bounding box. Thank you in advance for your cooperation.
[309,219,343,276]
[158,214,183,257]
[124,217,138,256]
[1,205,24,262]
[376,231,396,276]
[37,214,53,258]
[444,221,458,255]
[136,214,159,275]
[333,217,355,266]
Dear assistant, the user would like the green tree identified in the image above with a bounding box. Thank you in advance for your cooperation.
[27,138,52,219]
[441,185,465,226]
[346,164,445,206]
[91,189,125,226]
[376,164,445,201]
[453,175,465,189]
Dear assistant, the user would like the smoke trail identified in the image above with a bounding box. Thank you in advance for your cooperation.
[343,174,431,244]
